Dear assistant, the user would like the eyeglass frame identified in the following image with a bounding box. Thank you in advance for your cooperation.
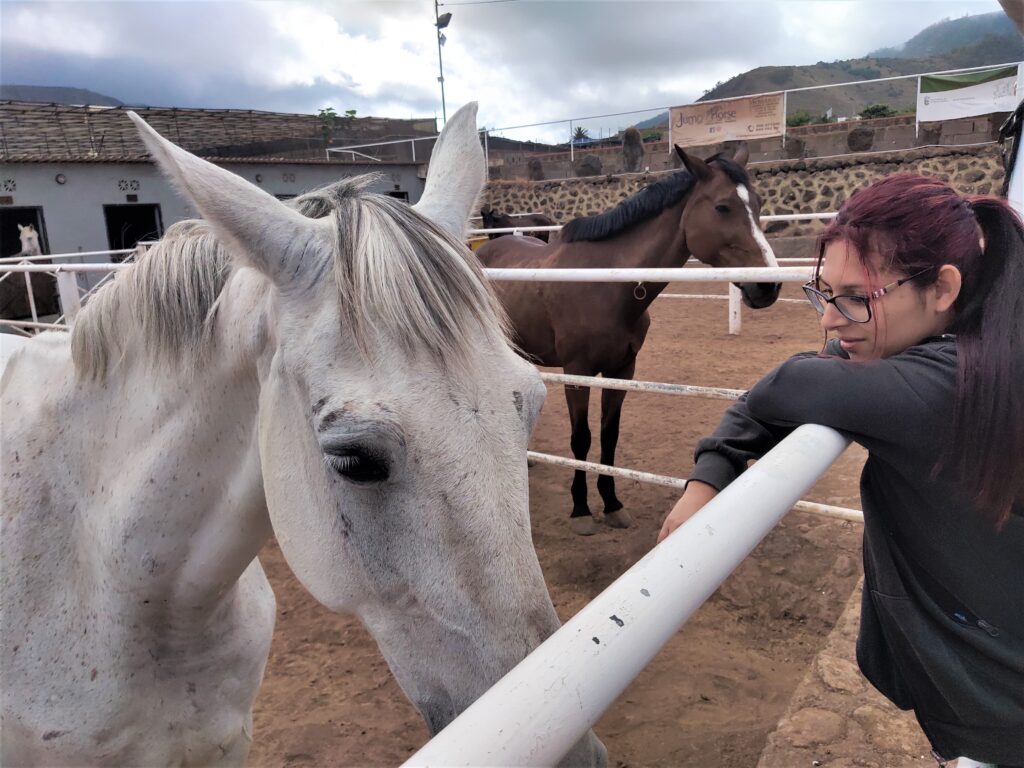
[802,266,935,324]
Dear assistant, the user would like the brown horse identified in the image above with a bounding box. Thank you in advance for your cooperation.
[477,145,780,535]
[480,205,556,243]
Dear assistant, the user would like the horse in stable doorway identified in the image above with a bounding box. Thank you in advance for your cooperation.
[476,145,780,535]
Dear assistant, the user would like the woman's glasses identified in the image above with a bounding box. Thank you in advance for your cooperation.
[802,267,934,323]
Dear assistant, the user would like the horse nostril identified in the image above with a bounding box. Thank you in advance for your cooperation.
[738,282,781,309]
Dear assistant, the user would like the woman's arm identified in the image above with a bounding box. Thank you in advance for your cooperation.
[745,344,955,455]
[657,389,800,544]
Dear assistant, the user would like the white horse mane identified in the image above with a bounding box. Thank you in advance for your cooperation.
[72,176,508,380]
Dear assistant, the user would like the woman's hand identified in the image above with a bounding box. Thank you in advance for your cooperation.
[657,480,719,544]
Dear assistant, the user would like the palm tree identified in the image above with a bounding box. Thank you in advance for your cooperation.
[572,126,590,142]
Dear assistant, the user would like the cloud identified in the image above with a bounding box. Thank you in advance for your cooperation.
[0,0,1007,143]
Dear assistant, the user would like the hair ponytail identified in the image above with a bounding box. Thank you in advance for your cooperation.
[948,197,1024,527]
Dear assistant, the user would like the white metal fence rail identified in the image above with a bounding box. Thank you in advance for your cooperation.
[404,424,851,767]
[468,210,834,334]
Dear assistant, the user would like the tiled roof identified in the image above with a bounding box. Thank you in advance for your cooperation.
[1,153,411,166]
[0,101,436,162]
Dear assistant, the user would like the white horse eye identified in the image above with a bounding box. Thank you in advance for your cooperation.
[325,448,391,484]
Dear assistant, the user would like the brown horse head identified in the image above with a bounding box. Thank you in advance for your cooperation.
[675,145,780,309]
[480,206,553,242]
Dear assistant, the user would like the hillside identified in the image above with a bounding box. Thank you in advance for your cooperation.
[870,11,1017,58]
[635,11,1023,130]
[0,85,123,106]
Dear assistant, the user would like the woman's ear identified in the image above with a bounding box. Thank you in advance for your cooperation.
[933,264,962,313]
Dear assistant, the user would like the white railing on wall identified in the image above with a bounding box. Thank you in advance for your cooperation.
[0,248,142,334]
[325,60,1020,171]
[404,424,851,767]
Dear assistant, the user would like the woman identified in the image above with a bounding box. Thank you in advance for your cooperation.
[658,175,1023,767]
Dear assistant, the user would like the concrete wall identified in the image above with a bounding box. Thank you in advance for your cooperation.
[0,160,425,258]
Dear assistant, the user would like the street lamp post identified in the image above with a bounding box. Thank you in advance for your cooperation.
[434,1,451,123]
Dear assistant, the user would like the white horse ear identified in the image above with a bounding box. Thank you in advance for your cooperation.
[17,224,25,234]
[412,102,485,239]
[127,111,330,288]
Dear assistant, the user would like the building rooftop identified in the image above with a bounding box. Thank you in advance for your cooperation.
[0,101,436,164]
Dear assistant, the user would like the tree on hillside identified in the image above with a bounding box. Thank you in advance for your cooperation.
[860,103,898,119]
[572,126,590,141]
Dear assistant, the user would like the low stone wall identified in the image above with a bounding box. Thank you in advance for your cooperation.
[481,144,1005,239]
[757,581,932,768]
[488,113,1007,181]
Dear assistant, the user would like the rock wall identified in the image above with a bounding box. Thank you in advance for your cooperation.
[757,581,931,768]
[481,145,1005,239]
[487,113,1006,181]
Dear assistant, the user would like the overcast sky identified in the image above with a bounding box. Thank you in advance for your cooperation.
[1,0,1010,143]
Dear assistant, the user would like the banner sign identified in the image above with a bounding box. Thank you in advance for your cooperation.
[670,93,785,147]
[917,65,1021,122]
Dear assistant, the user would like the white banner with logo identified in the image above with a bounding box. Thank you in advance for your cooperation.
[917,65,1022,122]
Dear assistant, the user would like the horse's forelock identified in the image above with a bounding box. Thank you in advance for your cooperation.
[72,176,508,380]
[330,192,510,364]
[705,154,752,188]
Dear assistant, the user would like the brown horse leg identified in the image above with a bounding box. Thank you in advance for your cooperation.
[598,358,635,528]
[564,382,597,536]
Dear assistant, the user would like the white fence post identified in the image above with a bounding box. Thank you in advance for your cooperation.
[23,271,38,324]
[55,271,82,321]
[728,283,742,335]
[404,424,850,768]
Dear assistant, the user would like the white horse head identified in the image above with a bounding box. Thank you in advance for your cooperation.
[17,223,41,256]
[1,104,605,767]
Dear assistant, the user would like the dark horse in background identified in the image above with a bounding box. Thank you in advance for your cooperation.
[477,145,780,535]
[480,205,556,243]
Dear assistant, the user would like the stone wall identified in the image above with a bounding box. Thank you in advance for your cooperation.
[757,581,932,768]
[481,144,1005,239]
[487,113,1007,181]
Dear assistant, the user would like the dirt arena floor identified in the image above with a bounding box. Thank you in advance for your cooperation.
[248,280,869,768]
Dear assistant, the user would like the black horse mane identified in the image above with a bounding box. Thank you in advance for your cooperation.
[560,155,751,243]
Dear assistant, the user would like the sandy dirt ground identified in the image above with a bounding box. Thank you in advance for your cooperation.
[248,281,869,768]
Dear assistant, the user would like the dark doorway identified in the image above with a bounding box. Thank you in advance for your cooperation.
[386,190,410,202]
[104,204,163,260]
[0,206,58,319]
[0,206,49,257]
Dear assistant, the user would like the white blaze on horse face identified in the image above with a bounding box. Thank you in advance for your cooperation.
[736,184,778,267]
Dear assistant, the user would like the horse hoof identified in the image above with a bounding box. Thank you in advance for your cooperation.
[569,516,599,536]
[604,509,634,529]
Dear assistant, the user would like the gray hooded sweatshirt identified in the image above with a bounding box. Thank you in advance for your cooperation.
[689,337,1023,764]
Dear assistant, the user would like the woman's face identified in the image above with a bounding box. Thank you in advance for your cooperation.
[817,239,952,361]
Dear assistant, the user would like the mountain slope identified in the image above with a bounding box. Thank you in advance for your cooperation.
[0,85,124,106]
[637,12,1022,129]
[870,11,1018,58]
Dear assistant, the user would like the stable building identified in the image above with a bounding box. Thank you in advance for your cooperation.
[0,101,436,261]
